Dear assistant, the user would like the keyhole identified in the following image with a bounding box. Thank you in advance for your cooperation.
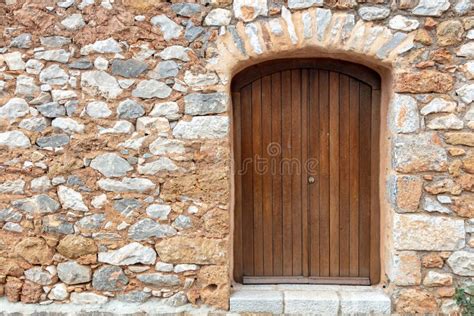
[308,176,315,184]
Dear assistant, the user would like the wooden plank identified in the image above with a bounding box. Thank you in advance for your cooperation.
[240,84,254,276]
[243,276,370,285]
[281,70,293,276]
[309,69,320,276]
[261,75,273,276]
[318,69,330,277]
[349,79,360,277]
[329,71,340,277]
[233,91,243,282]
[271,72,283,276]
[301,69,309,277]
[291,69,302,276]
[252,79,264,276]
[339,74,351,277]
[358,83,372,278]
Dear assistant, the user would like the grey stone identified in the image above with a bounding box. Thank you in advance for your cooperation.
[113,198,142,217]
[412,0,450,16]
[3,222,22,233]
[25,267,54,285]
[117,99,145,119]
[158,46,191,61]
[69,58,93,69]
[0,179,25,194]
[94,56,109,71]
[10,33,32,49]
[0,131,30,148]
[92,265,128,291]
[70,292,108,305]
[34,49,71,63]
[51,90,77,103]
[171,3,202,17]
[288,0,323,9]
[204,9,232,26]
[111,59,148,78]
[31,176,52,193]
[128,218,177,240]
[422,196,451,214]
[173,215,192,230]
[155,262,173,272]
[80,38,122,55]
[58,261,92,284]
[377,32,409,59]
[61,13,86,30]
[40,36,71,48]
[40,64,69,85]
[3,52,25,70]
[245,23,262,54]
[233,0,268,22]
[149,61,179,79]
[98,242,157,265]
[456,84,474,103]
[149,138,185,156]
[166,292,188,307]
[173,116,229,139]
[36,134,70,148]
[420,98,456,115]
[0,208,22,222]
[151,15,183,41]
[447,251,474,276]
[184,92,228,115]
[15,75,39,98]
[132,80,171,99]
[90,153,133,177]
[427,114,463,130]
[138,157,179,175]
[48,283,68,301]
[117,291,151,303]
[146,204,171,220]
[228,25,246,54]
[12,194,60,215]
[42,214,74,234]
[358,6,390,21]
[0,97,29,121]
[81,71,123,99]
[390,94,419,133]
[58,185,88,212]
[97,177,156,193]
[86,101,112,118]
[52,117,85,134]
[37,102,65,118]
[150,102,180,120]
[185,22,205,42]
[392,133,447,173]
[184,71,219,88]
[77,213,106,230]
[25,59,44,75]
[136,273,180,287]
[454,0,472,15]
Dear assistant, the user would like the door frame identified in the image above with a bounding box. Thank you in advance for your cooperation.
[231,58,381,285]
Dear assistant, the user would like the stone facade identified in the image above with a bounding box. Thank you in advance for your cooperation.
[0,0,472,313]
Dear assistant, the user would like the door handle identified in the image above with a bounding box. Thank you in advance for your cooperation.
[308,176,315,184]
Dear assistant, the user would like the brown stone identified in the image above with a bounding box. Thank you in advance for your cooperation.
[202,209,229,238]
[0,285,4,296]
[121,0,164,11]
[430,49,453,64]
[5,277,22,303]
[394,71,454,94]
[449,160,462,177]
[445,133,474,147]
[415,29,432,46]
[197,265,230,310]
[451,195,474,218]
[57,235,97,259]
[449,148,466,157]
[456,174,474,192]
[390,251,421,286]
[436,21,464,47]
[398,0,417,9]
[20,281,42,304]
[396,289,438,314]
[0,258,24,277]
[155,237,227,265]
[425,18,438,29]
[14,237,54,265]
[437,287,455,298]
[462,17,474,30]
[462,152,474,174]
[396,176,423,212]
[424,178,462,195]
[76,253,97,265]
[422,253,444,268]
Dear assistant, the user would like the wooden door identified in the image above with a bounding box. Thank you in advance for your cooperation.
[232,59,381,285]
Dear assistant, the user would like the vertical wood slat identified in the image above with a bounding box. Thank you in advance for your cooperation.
[358,82,372,278]
[281,70,293,276]
[291,69,302,276]
[261,75,273,276]
[309,69,320,276]
[339,74,351,277]
[233,91,243,282]
[349,79,360,277]
[318,70,330,277]
[271,72,283,276]
[240,84,254,276]
[301,69,310,277]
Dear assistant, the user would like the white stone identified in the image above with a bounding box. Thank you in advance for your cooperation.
[58,185,89,212]
[184,71,219,88]
[31,176,52,193]
[25,267,55,285]
[86,101,112,118]
[70,292,108,305]
[284,290,339,314]
[94,56,109,70]
[0,98,29,121]
[149,138,185,156]
[230,290,283,313]
[90,153,132,178]
[422,196,451,214]
[136,117,170,134]
[138,157,179,175]
[339,291,391,314]
[454,0,472,15]
[420,98,457,115]
[40,64,69,85]
[99,121,134,135]
[0,131,30,148]
[447,251,474,276]
[457,42,474,58]
[3,52,25,70]
[358,6,390,21]
[151,15,183,41]
[52,117,85,134]
[52,90,77,103]
[204,9,232,26]
[281,7,298,44]
[388,251,421,285]
[81,71,123,99]
[146,204,171,220]
[158,46,191,61]
[25,59,44,75]
[427,114,463,130]
[155,262,173,272]
[174,264,198,273]
[269,19,283,36]
[0,179,25,194]
[393,213,465,251]
[91,194,107,209]
[80,38,122,55]
[99,242,157,265]
[389,15,419,31]
[34,49,70,63]
[412,0,450,16]
[61,14,85,30]
[48,283,68,301]
[132,80,172,99]
[288,0,323,9]
[315,8,332,42]
[149,102,180,120]
[118,134,147,150]
[391,94,420,133]
[173,116,229,139]
[456,83,474,104]
[233,0,267,22]
[97,177,156,193]
[244,23,262,54]
[424,271,452,286]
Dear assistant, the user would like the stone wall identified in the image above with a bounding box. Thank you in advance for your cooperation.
[0,0,472,313]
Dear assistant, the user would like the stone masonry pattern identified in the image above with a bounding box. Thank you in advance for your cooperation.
[0,0,473,313]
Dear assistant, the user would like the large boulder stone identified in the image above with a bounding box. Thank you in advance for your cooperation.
[98,242,156,265]
[14,237,54,265]
[57,235,97,259]
[155,236,227,264]
[393,213,465,251]
[447,251,474,276]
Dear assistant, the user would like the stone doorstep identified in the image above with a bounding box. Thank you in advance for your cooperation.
[230,285,391,315]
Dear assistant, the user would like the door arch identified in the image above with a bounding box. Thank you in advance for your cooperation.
[232,58,381,285]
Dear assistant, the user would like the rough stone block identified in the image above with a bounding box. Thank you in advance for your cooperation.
[230,290,283,313]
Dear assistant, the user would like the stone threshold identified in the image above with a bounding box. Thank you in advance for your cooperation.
[230,284,391,315]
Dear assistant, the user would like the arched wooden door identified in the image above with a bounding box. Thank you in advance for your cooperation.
[232,59,381,285]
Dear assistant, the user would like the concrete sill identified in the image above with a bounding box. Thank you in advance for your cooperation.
[230,284,391,315]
